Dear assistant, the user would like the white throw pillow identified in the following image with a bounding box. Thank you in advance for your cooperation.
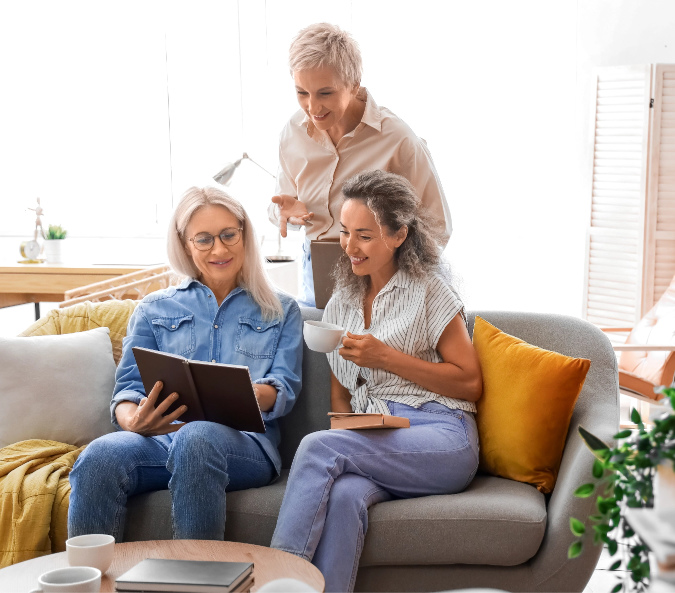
[0,327,117,448]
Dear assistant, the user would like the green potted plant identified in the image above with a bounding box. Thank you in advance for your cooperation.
[42,224,67,263]
[569,386,675,592]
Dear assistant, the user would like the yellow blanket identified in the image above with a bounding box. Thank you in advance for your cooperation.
[0,440,84,568]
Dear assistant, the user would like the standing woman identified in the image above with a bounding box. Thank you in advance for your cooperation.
[269,22,452,306]
[68,186,303,541]
[271,171,481,592]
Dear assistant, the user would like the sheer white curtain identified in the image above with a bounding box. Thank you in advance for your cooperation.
[0,0,580,314]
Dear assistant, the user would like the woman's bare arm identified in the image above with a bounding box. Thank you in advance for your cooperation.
[330,371,352,413]
[339,315,482,402]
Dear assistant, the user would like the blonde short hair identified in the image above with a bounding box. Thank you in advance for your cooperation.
[289,23,362,88]
[167,186,283,319]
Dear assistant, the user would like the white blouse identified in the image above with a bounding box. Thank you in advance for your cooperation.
[323,270,476,415]
[268,88,452,244]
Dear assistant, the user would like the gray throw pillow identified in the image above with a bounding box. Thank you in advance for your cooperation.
[0,327,116,448]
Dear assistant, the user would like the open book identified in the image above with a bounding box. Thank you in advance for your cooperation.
[328,413,410,430]
[132,347,265,433]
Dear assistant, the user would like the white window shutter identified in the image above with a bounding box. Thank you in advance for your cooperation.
[644,64,675,310]
[583,65,652,327]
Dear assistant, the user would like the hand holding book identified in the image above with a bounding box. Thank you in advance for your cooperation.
[115,380,187,437]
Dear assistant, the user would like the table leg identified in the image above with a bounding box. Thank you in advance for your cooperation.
[34,302,41,320]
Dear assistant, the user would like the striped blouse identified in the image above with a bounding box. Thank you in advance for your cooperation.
[324,270,477,415]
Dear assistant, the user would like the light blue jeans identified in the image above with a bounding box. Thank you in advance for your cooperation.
[297,238,315,307]
[270,401,479,593]
[68,421,275,541]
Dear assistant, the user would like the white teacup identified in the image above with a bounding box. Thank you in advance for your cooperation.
[29,566,101,593]
[303,320,346,353]
[66,534,115,574]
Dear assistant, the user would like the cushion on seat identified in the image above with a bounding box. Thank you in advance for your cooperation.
[0,327,117,448]
[123,473,546,568]
[472,316,591,493]
[360,475,547,567]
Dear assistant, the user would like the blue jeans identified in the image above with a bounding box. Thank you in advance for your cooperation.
[68,421,275,541]
[297,238,315,308]
[270,401,479,592]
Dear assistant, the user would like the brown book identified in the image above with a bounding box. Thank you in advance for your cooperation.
[132,347,265,433]
[328,412,410,430]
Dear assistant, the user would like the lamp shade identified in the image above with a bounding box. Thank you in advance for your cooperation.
[213,152,275,186]
[213,156,244,185]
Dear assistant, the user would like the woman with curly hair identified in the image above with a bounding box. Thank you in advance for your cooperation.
[271,170,481,592]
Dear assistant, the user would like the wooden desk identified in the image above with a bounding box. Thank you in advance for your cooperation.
[0,262,147,317]
[0,540,325,592]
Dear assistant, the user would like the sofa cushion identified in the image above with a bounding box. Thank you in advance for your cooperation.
[472,316,591,493]
[361,475,546,567]
[0,328,116,447]
[125,474,546,567]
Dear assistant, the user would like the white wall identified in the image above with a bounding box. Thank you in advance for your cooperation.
[6,0,640,317]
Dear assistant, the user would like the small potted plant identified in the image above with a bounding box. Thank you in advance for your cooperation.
[42,224,67,264]
[569,386,675,592]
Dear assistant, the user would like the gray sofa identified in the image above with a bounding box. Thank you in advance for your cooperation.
[123,308,619,592]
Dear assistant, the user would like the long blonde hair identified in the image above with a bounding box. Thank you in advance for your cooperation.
[167,186,283,320]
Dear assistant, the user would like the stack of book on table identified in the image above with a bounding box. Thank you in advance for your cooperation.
[625,508,675,585]
[115,559,254,592]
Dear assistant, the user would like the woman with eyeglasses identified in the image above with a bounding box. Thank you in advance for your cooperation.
[68,186,303,542]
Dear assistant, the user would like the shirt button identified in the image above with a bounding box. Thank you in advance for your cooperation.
[208,295,212,298]
[171,325,176,329]
[257,326,261,330]
[212,359,216,363]
[214,325,218,329]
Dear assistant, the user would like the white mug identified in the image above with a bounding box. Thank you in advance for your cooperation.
[303,320,346,353]
[66,533,115,573]
[29,566,101,593]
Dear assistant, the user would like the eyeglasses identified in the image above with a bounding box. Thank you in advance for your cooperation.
[188,227,243,251]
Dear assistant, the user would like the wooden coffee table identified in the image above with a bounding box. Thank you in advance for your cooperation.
[0,540,325,592]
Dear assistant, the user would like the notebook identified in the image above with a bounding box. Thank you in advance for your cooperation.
[115,558,253,593]
[328,413,410,430]
[310,240,343,309]
[132,347,265,433]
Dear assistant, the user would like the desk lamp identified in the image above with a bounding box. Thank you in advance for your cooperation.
[213,153,293,262]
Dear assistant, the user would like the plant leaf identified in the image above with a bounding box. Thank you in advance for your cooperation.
[608,539,618,555]
[570,518,586,537]
[592,459,604,479]
[613,429,632,439]
[574,483,595,498]
[611,584,622,593]
[631,408,642,425]
[579,426,611,457]
[610,560,621,571]
[568,541,583,559]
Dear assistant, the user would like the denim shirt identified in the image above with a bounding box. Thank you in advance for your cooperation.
[111,278,303,474]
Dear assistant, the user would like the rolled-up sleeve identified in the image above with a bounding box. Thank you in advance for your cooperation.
[254,301,303,423]
[110,305,157,429]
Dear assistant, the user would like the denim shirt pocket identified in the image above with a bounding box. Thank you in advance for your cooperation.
[235,317,281,359]
[151,314,195,356]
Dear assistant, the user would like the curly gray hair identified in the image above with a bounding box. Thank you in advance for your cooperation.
[332,170,452,301]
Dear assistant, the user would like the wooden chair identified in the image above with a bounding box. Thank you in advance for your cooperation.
[59,264,175,308]
[601,273,675,404]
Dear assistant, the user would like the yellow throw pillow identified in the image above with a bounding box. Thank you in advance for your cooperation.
[472,316,591,493]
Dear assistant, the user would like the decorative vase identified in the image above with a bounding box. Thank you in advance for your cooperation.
[43,239,64,264]
[654,460,675,528]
